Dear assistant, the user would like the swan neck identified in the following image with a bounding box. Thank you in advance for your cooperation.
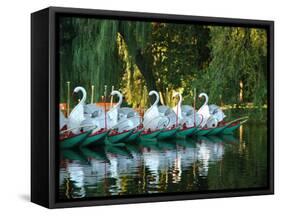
[152,91,159,107]
[81,88,86,104]
[113,91,122,109]
[178,94,182,108]
[71,87,86,115]
[204,94,208,106]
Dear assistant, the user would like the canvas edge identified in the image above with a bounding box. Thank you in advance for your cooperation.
[31,6,274,209]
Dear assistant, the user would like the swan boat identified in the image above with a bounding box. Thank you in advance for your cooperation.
[194,92,248,136]
[105,90,141,144]
[60,87,248,149]
[60,87,109,148]
[141,90,179,140]
[60,87,95,149]
[172,91,203,137]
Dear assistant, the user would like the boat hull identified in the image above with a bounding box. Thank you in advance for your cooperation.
[195,128,214,136]
[157,128,178,140]
[60,131,90,149]
[125,129,142,143]
[177,127,197,137]
[140,130,162,139]
[221,123,241,134]
[207,125,227,135]
[106,130,133,143]
[80,130,109,147]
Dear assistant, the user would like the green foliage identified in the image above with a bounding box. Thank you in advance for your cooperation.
[59,17,268,111]
[59,17,122,104]
[151,23,210,105]
[119,23,210,107]
[193,27,267,106]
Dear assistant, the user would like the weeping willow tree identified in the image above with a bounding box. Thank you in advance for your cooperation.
[59,17,155,107]
[59,16,268,114]
[59,17,210,108]
[59,17,122,104]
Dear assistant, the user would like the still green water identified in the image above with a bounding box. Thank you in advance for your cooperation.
[59,123,268,200]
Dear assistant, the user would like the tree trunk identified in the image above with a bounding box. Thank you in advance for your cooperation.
[118,27,159,104]
[135,49,160,104]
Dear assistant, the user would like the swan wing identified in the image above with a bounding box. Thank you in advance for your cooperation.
[165,109,177,128]
[111,116,140,132]
[143,116,168,130]
[209,104,219,113]
[156,116,170,129]
[118,107,139,119]
[181,105,194,116]
[84,104,102,114]
[143,105,159,123]
[158,105,169,115]
[209,104,226,122]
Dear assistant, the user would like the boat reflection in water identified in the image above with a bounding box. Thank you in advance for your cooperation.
[59,124,266,200]
[59,136,227,199]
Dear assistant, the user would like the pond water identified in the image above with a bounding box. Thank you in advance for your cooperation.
[58,123,268,200]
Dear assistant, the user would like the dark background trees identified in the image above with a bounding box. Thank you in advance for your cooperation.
[59,17,268,110]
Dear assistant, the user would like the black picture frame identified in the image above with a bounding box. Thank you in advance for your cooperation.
[31,6,274,208]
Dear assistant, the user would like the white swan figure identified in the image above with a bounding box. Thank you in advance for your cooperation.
[143,90,160,120]
[107,90,123,127]
[67,86,87,134]
[197,93,224,128]
[143,90,176,130]
[197,93,211,128]
[107,90,141,132]
[172,92,202,127]
[143,91,162,130]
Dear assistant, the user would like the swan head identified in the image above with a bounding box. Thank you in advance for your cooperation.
[110,90,123,108]
[111,90,122,97]
[149,90,158,97]
[199,92,208,99]
[73,86,87,104]
[73,86,86,94]
[73,87,87,99]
